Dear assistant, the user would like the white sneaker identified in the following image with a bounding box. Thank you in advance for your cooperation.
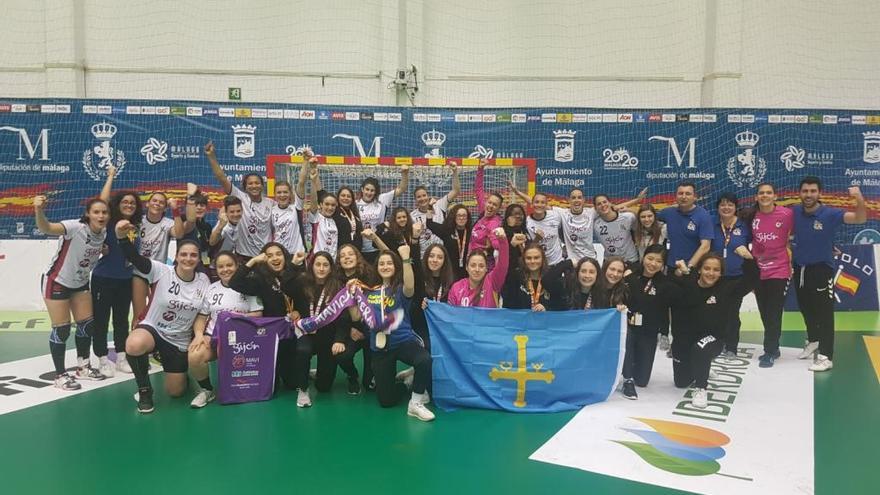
[308,368,317,380]
[658,334,670,351]
[798,341,819,360]
[809,354,833,372]
[54,373,82,391]
[407,400,435,422]
[692,388,708,409]
[190,389,216,408]
[396,367,415,389]
[99,356,115,378]
[296,389,312,408]
[116,352,132,373]
[76,364,106,381]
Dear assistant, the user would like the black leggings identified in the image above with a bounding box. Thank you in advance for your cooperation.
[91,275,132,357]
[723,276,745,353]
[277,335,312,391]
[672,334,723,389]
[623,326,660,387]
[755,278,789,355]
[794,264,835,358]
[312,325,360,392]
[371,340,431,407]
[336,335,373,388]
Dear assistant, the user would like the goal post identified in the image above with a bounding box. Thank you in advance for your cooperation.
[265,154,537,211]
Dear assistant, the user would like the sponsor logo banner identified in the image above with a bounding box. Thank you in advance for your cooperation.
[530,345,813,495]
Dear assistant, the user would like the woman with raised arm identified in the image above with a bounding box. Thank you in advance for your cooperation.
[410,160,460,254]
[114,220,210,413]
[91,166,143,376]
[187,251,263,408]
[228,243,312,406]
[348,244,435,421]
[425,203,472,280]
[468,159,504,270]
[448,228,510,308]
[669,249,758,408]
[356,164,409,263]
[307,160,340,260]
[36,194,109,391]
[206,141,274,261]
[131,191,192,334]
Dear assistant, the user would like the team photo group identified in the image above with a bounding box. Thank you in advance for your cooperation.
[33,142,867,420]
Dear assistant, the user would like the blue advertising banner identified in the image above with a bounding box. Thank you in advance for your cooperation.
[1,99,877,241]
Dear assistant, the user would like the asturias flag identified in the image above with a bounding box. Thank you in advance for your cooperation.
[426,303,626,413]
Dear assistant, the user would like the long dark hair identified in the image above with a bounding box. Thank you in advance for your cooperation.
[503,203,527,236]
[387,206,414,244]
[422,243,455,299]
[518,242,547,284]
[254,242,293,280]
[565,257,601,309]
[377,249,403,292]
[336,243,379,285]
[443,204,473,233]
[695,252,726,286]
[303,251,341,304]
[108,191,143,226]
[336,186,361,220]
[634,204,662,246]
[742,182,776,224]
[597,256,628,307]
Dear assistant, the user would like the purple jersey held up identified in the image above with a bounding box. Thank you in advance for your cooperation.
[213,312,293,405]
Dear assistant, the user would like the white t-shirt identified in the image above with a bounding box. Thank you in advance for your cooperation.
[308,211,339,259]
[139,216,175,262]
[231,186,275,257]
[271,199,305,255]
[526,209,564,265]
[594,211,639,262]
[410,194,450,254]
[357,189,395,253]
[553,206,598,262]
[137,260,210,351]
[199,281,263,335]
[45,220,106,289]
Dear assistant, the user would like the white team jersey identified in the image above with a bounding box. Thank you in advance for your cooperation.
[357,189,395,253]
[219,223,237,253]
[231,186,276,257]
[139,216,175,262]
[594,211,639,262]
[308,211,339,259]
[410,194,449,254]
[554,206,598,262]
[199,281,263,335]
[526,209,564,265]
[271,200,305,254]
[45,220,106,289]
[138,260,210,351]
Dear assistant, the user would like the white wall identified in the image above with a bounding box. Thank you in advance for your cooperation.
[1,0,879,108]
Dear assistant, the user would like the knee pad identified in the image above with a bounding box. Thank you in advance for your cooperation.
[49,323,71,344]
[75,317,95,338]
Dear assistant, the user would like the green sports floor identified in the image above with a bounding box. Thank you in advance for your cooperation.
[0,311,877,495]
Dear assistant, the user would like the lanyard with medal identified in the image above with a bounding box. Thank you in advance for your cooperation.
[309,286,327,316]
[456,229,468,268]
[529,278,543,307]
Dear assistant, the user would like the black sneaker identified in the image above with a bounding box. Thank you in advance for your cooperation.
[622,380,638,400]
[136,387,154,414]
[347,375,362,395]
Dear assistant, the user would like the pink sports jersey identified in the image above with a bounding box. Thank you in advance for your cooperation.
[469,166,502,260]
[448,233,509,308]
[751,206,793,280]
